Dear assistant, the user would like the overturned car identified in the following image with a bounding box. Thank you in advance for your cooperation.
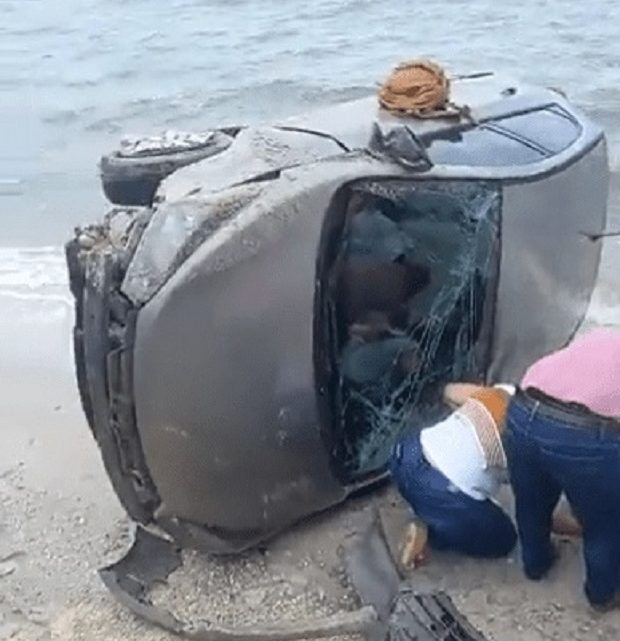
[66,71,609,557]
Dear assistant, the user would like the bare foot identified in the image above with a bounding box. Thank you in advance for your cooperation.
[400,521,429,570]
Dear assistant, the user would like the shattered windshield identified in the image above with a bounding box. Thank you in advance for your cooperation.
[322,179,501,481]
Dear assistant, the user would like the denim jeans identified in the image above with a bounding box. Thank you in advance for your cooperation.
[390,432,516,558]
[505,391,620,606]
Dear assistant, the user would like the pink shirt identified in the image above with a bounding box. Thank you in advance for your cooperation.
[521,328,620,418]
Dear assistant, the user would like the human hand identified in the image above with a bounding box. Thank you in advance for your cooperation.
[443,383,486,409]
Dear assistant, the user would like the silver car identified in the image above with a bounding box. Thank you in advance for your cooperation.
[66,73,608,555]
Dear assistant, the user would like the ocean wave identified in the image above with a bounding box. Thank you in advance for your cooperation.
[0,247,70,302]
[586,291,620,327]
[0,290,73,306]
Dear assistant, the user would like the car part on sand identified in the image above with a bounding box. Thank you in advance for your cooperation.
[100,519,490,641]
[387,591,489,641]
[100,527,380,641]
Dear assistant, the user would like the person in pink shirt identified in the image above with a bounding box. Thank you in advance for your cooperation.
[504,327,620,610]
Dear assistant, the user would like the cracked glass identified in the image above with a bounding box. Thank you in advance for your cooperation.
[324,179,501,480]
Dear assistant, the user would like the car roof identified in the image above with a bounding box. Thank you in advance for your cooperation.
[275,74,602,172]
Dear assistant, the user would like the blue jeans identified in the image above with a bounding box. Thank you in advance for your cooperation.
[505,391,620,606]
[389,432,516,558]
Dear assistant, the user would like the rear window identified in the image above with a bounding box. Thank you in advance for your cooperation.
[497,105,582,154]
[425,105,582,167]
[426,127,547,167]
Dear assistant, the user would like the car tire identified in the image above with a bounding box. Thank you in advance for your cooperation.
[99,130,235,206]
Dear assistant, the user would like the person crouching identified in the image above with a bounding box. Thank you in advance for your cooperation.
[389,384,518,567]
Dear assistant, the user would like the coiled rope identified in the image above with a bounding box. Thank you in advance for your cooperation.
[378,59,463,119]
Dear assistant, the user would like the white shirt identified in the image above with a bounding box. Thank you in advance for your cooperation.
[419,385,515,501]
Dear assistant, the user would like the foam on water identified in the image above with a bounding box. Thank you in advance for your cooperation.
[0,246,74,373]
[587,297,620,329]
[0,251,75,383]
[0,246,72,314]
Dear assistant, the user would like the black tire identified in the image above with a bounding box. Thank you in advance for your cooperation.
[100,131,234,206]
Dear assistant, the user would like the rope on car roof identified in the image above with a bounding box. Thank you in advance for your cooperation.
[378,59,464,119]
